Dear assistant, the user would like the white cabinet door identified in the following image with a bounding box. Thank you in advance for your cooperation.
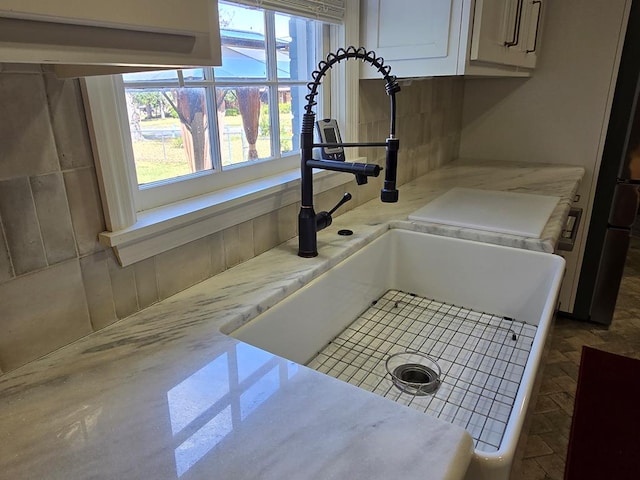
[361,0,464,78]
[469,0,514,64]
[362,0,452,60]
[470,0,543,68]
[520,0,543,68]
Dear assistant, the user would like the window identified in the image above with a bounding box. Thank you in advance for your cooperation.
[122,1,323,211]
[83,0,358,266]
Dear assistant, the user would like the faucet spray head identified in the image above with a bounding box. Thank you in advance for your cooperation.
[381,137,399,203]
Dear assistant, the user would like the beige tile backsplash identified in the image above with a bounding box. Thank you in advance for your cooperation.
[79,250,118,330]
[0,72,463,374]
[107,257,139,320]
[30,173,77,264]
[63,167,107,256]
[0,227,12,283]
[156,236,213,299]
[0,74,60,179]
[0,259,93,371]
[43,74,95,171]
[133,257,159,311]
[0,176,48,275]
[223,221,255,268]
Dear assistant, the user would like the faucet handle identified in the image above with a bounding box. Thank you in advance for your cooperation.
[328,192,352,215]
[316,192,352,232]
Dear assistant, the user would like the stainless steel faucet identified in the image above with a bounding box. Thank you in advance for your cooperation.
[298,46,401,257]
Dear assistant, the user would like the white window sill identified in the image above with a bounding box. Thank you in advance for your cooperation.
[99,168,355,266]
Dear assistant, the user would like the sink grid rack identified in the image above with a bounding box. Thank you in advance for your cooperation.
[306,289,537,452]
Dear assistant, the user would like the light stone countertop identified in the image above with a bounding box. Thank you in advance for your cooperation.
[0,159,584,480]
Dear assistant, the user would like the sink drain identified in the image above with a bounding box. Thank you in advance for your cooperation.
[391,363,440,395]
[386,352,441,396]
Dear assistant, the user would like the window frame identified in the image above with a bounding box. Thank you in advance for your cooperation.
[123,5,323,211]
[82,0,360,266]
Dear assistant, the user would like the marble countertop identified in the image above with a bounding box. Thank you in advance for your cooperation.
[0,159,584,480]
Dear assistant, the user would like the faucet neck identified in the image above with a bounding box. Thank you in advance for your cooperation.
[298,205,318,258]
[300,112,316,209]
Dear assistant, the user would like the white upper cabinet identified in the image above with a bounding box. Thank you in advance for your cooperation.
[0,0,222,77]
[360,0,544,78]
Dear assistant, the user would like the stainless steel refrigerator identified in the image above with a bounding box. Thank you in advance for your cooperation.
[573,0,640,325]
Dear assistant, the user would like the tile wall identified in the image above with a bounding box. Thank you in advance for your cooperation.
[0,71,463,375]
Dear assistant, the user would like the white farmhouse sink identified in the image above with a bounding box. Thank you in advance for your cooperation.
[229,228,565,480]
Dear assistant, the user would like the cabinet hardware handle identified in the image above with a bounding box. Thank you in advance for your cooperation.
[504,0,524,47]
[526,0,542,53]
[526,0,543,53]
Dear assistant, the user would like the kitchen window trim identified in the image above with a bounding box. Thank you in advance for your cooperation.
[82,1,360,267]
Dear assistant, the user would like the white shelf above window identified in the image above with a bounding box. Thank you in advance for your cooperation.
[0,0,222,77]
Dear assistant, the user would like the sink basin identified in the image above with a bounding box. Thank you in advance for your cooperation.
[229,228,565,480]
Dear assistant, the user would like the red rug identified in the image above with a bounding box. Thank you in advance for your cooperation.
[565,346,640,479]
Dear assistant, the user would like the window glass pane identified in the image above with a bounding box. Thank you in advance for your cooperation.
[122,68,204,85]
[116,2,327,208]
[122,69,205,84]
[275,13,317,81]
[123,69,179,84]
[216,3,266,80]
[216,86,272,166]
[125,87,212,185]
[181,68,206,82]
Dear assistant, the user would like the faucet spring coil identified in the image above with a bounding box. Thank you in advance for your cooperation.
[303,46,399,116]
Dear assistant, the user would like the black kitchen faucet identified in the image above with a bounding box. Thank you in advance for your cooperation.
[297,46,401,257]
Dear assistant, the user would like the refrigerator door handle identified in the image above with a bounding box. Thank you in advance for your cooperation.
[590,227,632,325]
[609,182,640,227]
